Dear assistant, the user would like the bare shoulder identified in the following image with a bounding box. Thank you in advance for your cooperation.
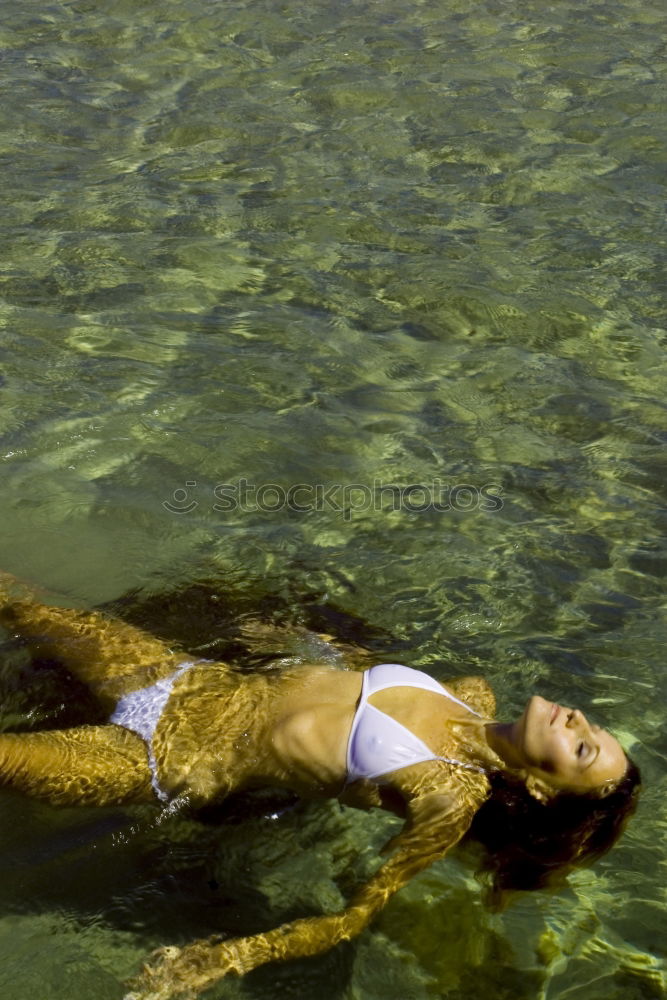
[444,675,496,718]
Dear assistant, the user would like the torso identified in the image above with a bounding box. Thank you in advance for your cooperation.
[151,662,494,807]
[266,665,362,790]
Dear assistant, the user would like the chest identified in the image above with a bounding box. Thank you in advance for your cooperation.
[368,686,479,751]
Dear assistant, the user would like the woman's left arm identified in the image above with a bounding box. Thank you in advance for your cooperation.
[126,791,477,1000]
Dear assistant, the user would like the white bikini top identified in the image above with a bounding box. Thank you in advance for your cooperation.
[346,663,484,784]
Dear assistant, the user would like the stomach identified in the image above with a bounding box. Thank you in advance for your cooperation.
[267,666,363,792]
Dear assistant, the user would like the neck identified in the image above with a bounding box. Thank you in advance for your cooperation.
[483,721,525,770]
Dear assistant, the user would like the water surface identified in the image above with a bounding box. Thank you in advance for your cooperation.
[0,0,666,997]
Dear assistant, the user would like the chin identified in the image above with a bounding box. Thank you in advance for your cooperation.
[522,694,545,728]
[528,694,551,720]
[519,695,551,764]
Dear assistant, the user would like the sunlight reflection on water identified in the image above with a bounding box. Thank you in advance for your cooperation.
[0,0,666,995]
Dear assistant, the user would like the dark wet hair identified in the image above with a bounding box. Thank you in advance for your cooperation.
[465,757,641,905]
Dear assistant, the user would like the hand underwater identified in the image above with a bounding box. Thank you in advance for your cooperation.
[124,939,243,1000]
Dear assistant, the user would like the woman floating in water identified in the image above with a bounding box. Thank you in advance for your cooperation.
[0,572,639,1000]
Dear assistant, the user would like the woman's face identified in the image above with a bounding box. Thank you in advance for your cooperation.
[512,695,628,792]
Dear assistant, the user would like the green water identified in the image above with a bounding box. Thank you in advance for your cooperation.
[1,0,666,995]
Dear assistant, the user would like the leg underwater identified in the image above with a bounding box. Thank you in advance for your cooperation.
[0,725,155,806]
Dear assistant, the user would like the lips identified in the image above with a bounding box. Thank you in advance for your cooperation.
[550,702,560,724]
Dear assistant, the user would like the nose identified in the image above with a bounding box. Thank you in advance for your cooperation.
[566,708,590,733]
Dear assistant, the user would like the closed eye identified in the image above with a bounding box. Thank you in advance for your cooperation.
[581,742,601,771]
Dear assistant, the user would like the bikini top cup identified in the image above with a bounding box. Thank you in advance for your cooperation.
[346,663,484,784]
